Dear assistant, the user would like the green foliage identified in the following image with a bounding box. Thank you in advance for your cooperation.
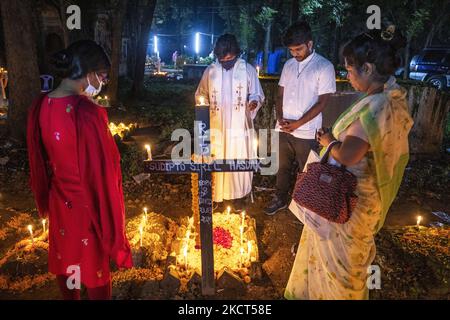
[405,9,430,39]
[255,6,278,29]
[198,56,214,65]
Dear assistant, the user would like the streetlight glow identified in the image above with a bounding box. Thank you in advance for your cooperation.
[195,32,200,55]
[154,35,158,54]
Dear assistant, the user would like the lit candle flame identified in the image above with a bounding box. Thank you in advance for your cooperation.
[199,96,205,106]
[241,211,246,227]
[145,144,152,161]
[239,225,244,245]
[256,66,260,77]
[416,216,422,227]
[27,224,34,244]
[227,206,231,216]
[143,207,148,222]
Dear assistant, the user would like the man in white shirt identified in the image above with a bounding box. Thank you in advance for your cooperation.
[265,21,336,215]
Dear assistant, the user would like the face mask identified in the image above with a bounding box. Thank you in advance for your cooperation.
[221,57,238,71]
[84,73,103,97]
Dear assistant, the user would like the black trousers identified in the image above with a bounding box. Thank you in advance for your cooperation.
[275,132,319,202]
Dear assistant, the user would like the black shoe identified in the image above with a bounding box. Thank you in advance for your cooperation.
[264,196,288,216]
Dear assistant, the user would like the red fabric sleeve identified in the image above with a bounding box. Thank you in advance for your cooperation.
[76,97,132,269]
[26,93,50,218]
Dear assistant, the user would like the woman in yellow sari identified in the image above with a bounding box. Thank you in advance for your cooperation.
[285,28,414,300]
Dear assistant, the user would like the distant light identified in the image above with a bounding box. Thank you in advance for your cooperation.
[195,32,200,54]
[154,35,158,54]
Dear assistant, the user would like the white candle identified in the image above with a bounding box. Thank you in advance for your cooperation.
[139,225,143,247]
[241,211,246,227]
[239,225,244,245]
[145,144,152,161]
[227,206,231,216]
[143,207,148,222]
[185,229,191,240]
[27,225,34,244]
[183,245,188,269]
[416,216,422,227]
[42,219,46,234]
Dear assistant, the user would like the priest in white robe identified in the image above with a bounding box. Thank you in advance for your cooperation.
[195,34,265,210]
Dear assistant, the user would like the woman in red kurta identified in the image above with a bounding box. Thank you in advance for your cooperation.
[27,40,132,300]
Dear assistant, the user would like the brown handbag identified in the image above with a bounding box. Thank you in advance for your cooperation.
[292,142,358,224]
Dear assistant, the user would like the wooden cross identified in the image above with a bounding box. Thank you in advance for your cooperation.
[144,104,268,295]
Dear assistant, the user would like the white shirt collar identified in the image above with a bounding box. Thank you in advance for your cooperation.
[297,50,315,66]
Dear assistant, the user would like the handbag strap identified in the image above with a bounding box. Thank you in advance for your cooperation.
[320,140,346,169]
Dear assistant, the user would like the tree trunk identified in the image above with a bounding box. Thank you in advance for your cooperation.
[127,0,138,79]
[291,0,299,24]
[131,0,157,97]
[333,23,341,65]
[424,24,436,48]
[403,36,411,80]
[108,0,128,107]
[1,0,41,144]
[263,23,272,74]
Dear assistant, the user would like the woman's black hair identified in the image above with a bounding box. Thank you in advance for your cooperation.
[213,34,241,60]
[51,40,111,80]
[283,20,313,47]
[342,28,406,80]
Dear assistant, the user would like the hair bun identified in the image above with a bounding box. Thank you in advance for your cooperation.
[50,49,73,78]
[51,49,72,68]
[381,25,406,51]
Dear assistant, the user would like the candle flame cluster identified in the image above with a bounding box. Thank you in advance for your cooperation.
[95,95,109,107]
[109,122,135,138]
[25,218,48,246]
[175,208,257,273]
